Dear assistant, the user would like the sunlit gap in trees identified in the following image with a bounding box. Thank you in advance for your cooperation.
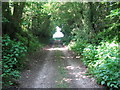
[53,26,64,38]
[45,26,66,51]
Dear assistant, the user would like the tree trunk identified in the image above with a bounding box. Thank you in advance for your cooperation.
[2,2,12,35]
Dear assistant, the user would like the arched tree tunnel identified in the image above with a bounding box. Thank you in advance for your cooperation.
[2,1,119,89]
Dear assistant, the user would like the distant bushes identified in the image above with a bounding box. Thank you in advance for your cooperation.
[2,35,27,87]
[69,41,120,88]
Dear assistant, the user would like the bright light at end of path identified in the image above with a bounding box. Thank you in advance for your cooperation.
[53,26,64,38]
[45,46,68,51]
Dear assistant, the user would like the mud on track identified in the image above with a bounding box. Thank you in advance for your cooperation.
[18,44,104,88]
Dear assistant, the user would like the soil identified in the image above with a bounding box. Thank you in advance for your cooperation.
[18,44,104,88]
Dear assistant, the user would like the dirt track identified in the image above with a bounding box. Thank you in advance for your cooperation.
[19,44,104,88]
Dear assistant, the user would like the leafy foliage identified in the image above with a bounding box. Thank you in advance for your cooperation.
[70,41,120,88]
[82,44,97,66]
[93,41,119,88]
[2,2,51,87]
[2,35,27,87]
[69,40,87,55]
[67,2,119,88]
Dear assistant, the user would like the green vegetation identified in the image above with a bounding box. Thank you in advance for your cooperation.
[2,35,27,87]
[81,41,119,88]
[2,2,51,87]
[66,2,120,88]
[2,1,120,88]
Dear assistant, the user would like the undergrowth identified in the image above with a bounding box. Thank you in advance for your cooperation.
[2,34,43,87]
[2,35,27,87]
[69,40,120,88]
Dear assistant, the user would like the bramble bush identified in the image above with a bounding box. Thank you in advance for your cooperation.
[70,41,120,88]
[2,35,27,87]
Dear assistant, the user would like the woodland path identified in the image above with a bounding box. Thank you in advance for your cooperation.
[18,43,104,88]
